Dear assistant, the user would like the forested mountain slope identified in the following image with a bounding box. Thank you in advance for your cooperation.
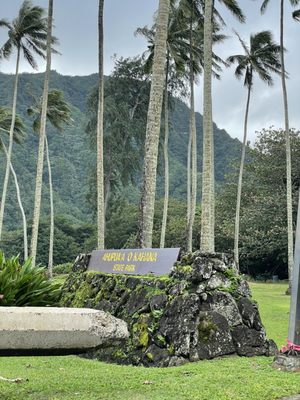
[0,70,241,230]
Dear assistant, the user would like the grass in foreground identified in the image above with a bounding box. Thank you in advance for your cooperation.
[0,282,297,400]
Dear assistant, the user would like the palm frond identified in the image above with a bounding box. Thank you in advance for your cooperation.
[260,0,270,14]
[293,9,300,20]
[219,0,246,23]
[0,19,11,29]
[27,89,72,134]
[21,44,38,69]
[0,107,26,143]
[0,39,13,60]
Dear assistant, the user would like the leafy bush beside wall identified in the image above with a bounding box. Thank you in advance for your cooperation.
[0,252,61,306]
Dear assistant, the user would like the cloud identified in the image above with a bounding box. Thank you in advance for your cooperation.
[0,0,299,141]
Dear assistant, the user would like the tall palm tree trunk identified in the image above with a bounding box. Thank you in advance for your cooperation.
[138,0,170,248]
[160,56,170,248]
[187,130,192,230]
[45,134,54,277]
[234,85,251,270]
[201,0,214,252]
[30,0,53,266]
[97,0,105,249]
[187,13,197,253]
[280,0,293,290]
[187,78,197,251]
[1,140,28,260]
[0,47,21,239]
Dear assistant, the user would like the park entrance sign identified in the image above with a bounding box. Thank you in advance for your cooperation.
[88,248,180,276]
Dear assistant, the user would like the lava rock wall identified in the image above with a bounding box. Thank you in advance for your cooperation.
[60,252,277,367]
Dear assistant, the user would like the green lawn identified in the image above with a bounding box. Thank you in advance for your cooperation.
[250,282,290,347]
[0,282,298,400]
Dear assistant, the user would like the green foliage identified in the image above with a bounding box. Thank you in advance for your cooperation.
[0,216,96,266]
[0,251,61,306]
[0,107,25,144]
[105,198,200,251]
[0,68,241,239]
[53,262,72,275]
[27,89,73,133]
[216,128,300,278]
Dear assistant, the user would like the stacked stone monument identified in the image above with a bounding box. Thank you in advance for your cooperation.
[61,251,277,367]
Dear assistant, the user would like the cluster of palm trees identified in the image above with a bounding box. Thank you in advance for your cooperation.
[0,0,71,276]
[0,0,299,285]
[137,0,299,287]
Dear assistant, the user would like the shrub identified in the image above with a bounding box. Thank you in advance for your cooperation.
[53,262,73,275]
[0,252,61,306]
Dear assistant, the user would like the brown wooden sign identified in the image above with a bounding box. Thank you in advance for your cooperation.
[88,248,180,276]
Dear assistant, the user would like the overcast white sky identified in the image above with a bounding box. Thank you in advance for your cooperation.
[0,0,299,143]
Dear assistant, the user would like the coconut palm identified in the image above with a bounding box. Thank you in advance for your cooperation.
[260,0,300,289]
[0,108,27,260]
[31,0,56,267]
[201,0,245,253]
[179,0,227,252]
[28,89,72,276]
[138,0,171,248]
[227,30,281,270]
[136,4,200,248]
[0,0,49,241]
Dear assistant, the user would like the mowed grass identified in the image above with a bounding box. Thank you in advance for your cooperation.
[0,282,298,400]
[250,282,291,347]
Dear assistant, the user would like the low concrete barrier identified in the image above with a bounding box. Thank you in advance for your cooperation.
[0,307,129,356]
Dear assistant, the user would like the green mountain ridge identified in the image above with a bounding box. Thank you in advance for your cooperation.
[0,70,241,231]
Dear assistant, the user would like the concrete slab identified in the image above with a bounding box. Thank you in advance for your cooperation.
[0,307,128,356]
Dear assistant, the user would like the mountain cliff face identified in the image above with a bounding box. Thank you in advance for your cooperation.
[0,70,241,231]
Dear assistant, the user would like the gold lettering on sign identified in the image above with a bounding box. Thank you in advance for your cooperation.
[103,252,125,262]
[126,251,158,263]
[112,263,136,272]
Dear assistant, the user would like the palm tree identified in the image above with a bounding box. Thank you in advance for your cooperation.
[227,31,281,270]
[28,90,72,276]
[136,4,197,248]
[0,108,27,260]
[31,0,56,267]
[201,0,244,253]
[0,0,48,241]
[138,0,171,248]
[178,0,202,253]
[261,0,300,289]
[96,0,105,250]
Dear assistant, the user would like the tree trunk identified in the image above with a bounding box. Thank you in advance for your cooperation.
[138,0,170,248]
[45,134,54,277]
[280,0,293,290]
[0,47,21,239]
[160,55,170,249]
[30,0,53,266]
[187,15,197,253]
[97,0,105,249]
[1,140,28,260]
[104,177,111,217]
[201,0,214,252]
[187,127,192,230]
[234,85,251,271]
